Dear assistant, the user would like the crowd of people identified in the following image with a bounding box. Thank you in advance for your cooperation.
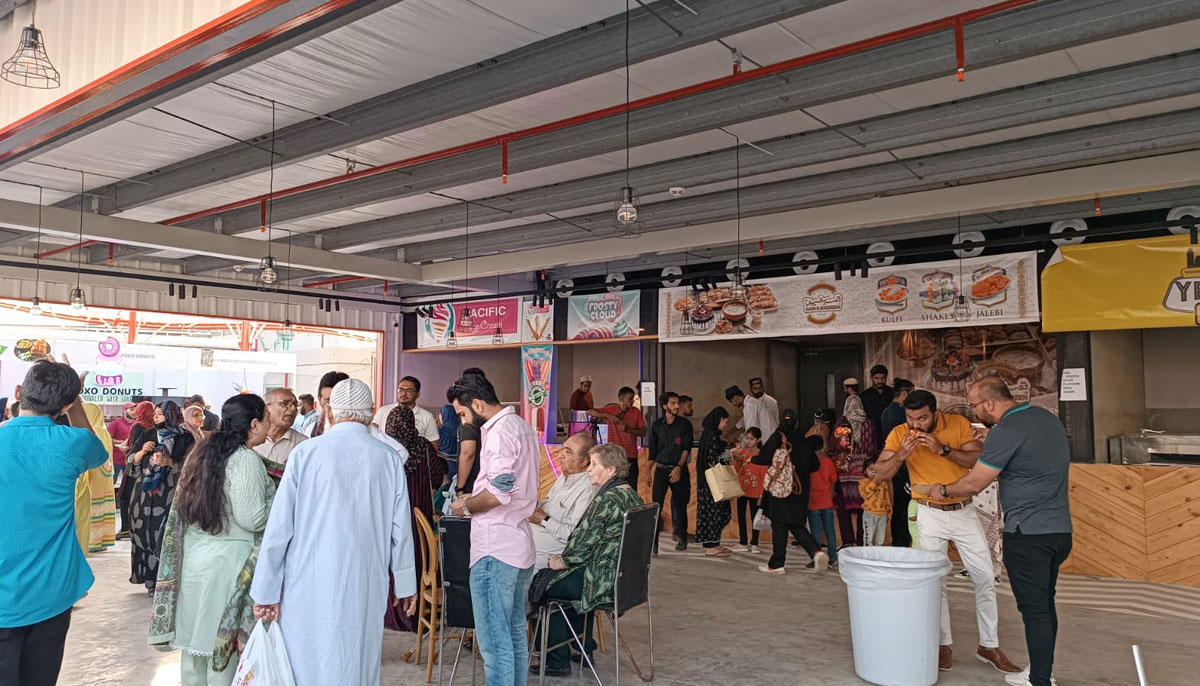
[0,354,1070,686]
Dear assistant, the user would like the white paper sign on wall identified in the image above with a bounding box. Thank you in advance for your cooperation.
[1060,368,1087,401]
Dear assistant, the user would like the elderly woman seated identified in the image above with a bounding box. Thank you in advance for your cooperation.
[531,443,645,678]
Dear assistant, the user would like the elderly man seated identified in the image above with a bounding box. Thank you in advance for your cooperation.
[530,432,598,569]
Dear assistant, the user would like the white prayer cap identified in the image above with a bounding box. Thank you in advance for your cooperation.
[329,378,374,411]
[580,375,593,383]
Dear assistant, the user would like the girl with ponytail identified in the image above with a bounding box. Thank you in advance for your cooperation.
[150,394,276,684]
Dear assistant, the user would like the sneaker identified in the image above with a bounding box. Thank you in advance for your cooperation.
[829,560,838,570]
[977,646,1022,674]
[813,550,829,571]
[1004,667,1057,686]
[744,545,753,553]
[955,569,971,579]
[749,545,762,554]
[758,564,786,575]
[938,646,952,672]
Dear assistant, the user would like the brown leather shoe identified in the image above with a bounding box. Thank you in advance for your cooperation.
[977,645,1022,673]
[938,646,952,671]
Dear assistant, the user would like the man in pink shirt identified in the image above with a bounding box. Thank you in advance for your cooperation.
[449,374,539,686]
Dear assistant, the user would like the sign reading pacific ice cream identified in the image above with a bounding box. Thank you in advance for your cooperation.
[658,252,1039,341]
[1042,234,1200,332]
[416,298,555,348]
[566,291,641,340]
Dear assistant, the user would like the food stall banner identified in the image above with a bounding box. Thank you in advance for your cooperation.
[1042,234,1200,332]
[567,292,641,339]
[657,252,1039,341]
[520,344,557,451]
[416,298,554,348]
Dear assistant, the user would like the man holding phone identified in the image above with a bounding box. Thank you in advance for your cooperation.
[871,390,1020,676]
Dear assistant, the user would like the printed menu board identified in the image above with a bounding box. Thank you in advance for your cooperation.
[658,253,1039,341]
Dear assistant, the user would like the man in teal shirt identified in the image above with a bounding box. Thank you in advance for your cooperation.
[0,361,108,686]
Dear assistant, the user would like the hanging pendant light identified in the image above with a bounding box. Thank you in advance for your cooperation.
[679,304,694,336]
[31,186,45,314]
[446,331,458,349]
[457,201,474,334]
[492,326,504,346]
[458,307,473,332]
[259,255,279,285]
[70,288,86,310]
[954,295,972,323]
[728,133,747,301]
[612,0,642,239]
[70,172,86,311]
[279,319,295,343]
[1,3,60,89]
[29,296,43,316]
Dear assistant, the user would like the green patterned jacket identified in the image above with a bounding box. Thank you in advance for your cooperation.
[554,485,645,613]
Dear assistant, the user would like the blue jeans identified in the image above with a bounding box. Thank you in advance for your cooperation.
[808,508,838,562]
[470,556,535,686]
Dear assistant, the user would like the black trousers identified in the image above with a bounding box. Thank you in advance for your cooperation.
[626,457,639,491]
[1003,532,1073,686]
[538,568,596,671]
[768,520,820,570]
[736,496,760,545]
[890,464,912,547]
[652,464,690,540]
[0,608,72,686]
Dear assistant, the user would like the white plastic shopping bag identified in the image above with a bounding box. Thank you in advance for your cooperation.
[752,511,772,532]
[232,620,295,686]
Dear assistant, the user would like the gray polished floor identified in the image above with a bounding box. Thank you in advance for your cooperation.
[58,539,1196,685]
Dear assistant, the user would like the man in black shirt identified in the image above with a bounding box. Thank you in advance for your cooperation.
[858,365,894,431]
[647,391,693,555]
[880,378,915,547]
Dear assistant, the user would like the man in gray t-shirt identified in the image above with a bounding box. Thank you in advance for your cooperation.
[929,378,1072,686]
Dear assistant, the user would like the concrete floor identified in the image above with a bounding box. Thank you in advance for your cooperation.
[59,539,1196,686]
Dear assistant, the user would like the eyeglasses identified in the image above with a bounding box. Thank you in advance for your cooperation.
[397,387,419,395]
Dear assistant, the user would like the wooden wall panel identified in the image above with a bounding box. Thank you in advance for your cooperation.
[1062,464,1200,588]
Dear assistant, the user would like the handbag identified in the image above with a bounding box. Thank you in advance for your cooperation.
[705,463,744,503]
[232,620,295,686]
[752,511,772,532]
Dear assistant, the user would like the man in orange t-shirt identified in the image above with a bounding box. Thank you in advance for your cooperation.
[588,386,647,487]
[872,390,1020,676]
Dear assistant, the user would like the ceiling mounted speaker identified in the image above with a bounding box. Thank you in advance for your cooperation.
[606,272,626,293]
[792,250,818,275]
[1049,219,1087,246]
[660,266,682,287]
[952,231,986,259]
[725,258,749,282]
[1166,205,1200,235]
[866,242,895,267]
[555,279,574,298]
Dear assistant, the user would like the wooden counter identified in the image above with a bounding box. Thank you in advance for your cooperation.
[1062,464,1200,587]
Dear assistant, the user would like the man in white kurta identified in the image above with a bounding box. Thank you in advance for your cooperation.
[250,379,417,686]
[529,432,598,569]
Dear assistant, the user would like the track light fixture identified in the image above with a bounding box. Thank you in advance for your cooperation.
[834,262,843,281]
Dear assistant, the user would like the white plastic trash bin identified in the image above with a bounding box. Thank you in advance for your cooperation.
[839,547,951,686]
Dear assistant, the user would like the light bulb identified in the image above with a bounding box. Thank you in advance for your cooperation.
[446,332,458,349]
[459,308,473,331]
[492,327,504,346]
[29,296,42,315]
[616,201,638,225]
[954,295,971,323]
[70,288,86,310]
[259,256,278,285]
[279,320,294,343]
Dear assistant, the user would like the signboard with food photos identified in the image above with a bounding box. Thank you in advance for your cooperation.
[657,252,1039,341]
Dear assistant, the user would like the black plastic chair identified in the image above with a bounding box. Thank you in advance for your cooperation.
[437,516,477,686]
[536,502,660,685]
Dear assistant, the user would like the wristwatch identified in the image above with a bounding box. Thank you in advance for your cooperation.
[939,485,949,499]
[940,443,952,457]
[461,498,471,517]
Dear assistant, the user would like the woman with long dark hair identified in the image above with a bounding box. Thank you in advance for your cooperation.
[128,400,195,590]
[382,405,446,632]
[149,394,275,686]
[695,406,734,557]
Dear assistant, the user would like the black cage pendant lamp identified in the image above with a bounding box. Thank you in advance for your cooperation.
[259,101,280,287]
[69,173,86,310]
[612,0,642,239]
[1,2,60,89]
[30,186,44,315]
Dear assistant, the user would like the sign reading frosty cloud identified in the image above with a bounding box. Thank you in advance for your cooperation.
[567,292,641,339]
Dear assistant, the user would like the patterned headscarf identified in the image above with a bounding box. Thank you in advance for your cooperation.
[386,405,428,475]
[134,401,156,429]
[156,401,186,456]
[842,394,868,446]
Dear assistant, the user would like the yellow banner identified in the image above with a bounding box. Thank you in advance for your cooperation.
[1042,234,1200,332]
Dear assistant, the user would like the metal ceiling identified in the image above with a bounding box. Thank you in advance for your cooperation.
[2,0,1200,304]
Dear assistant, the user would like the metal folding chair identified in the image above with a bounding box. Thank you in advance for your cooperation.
[437,516,478,686]
[535,503,659,685]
